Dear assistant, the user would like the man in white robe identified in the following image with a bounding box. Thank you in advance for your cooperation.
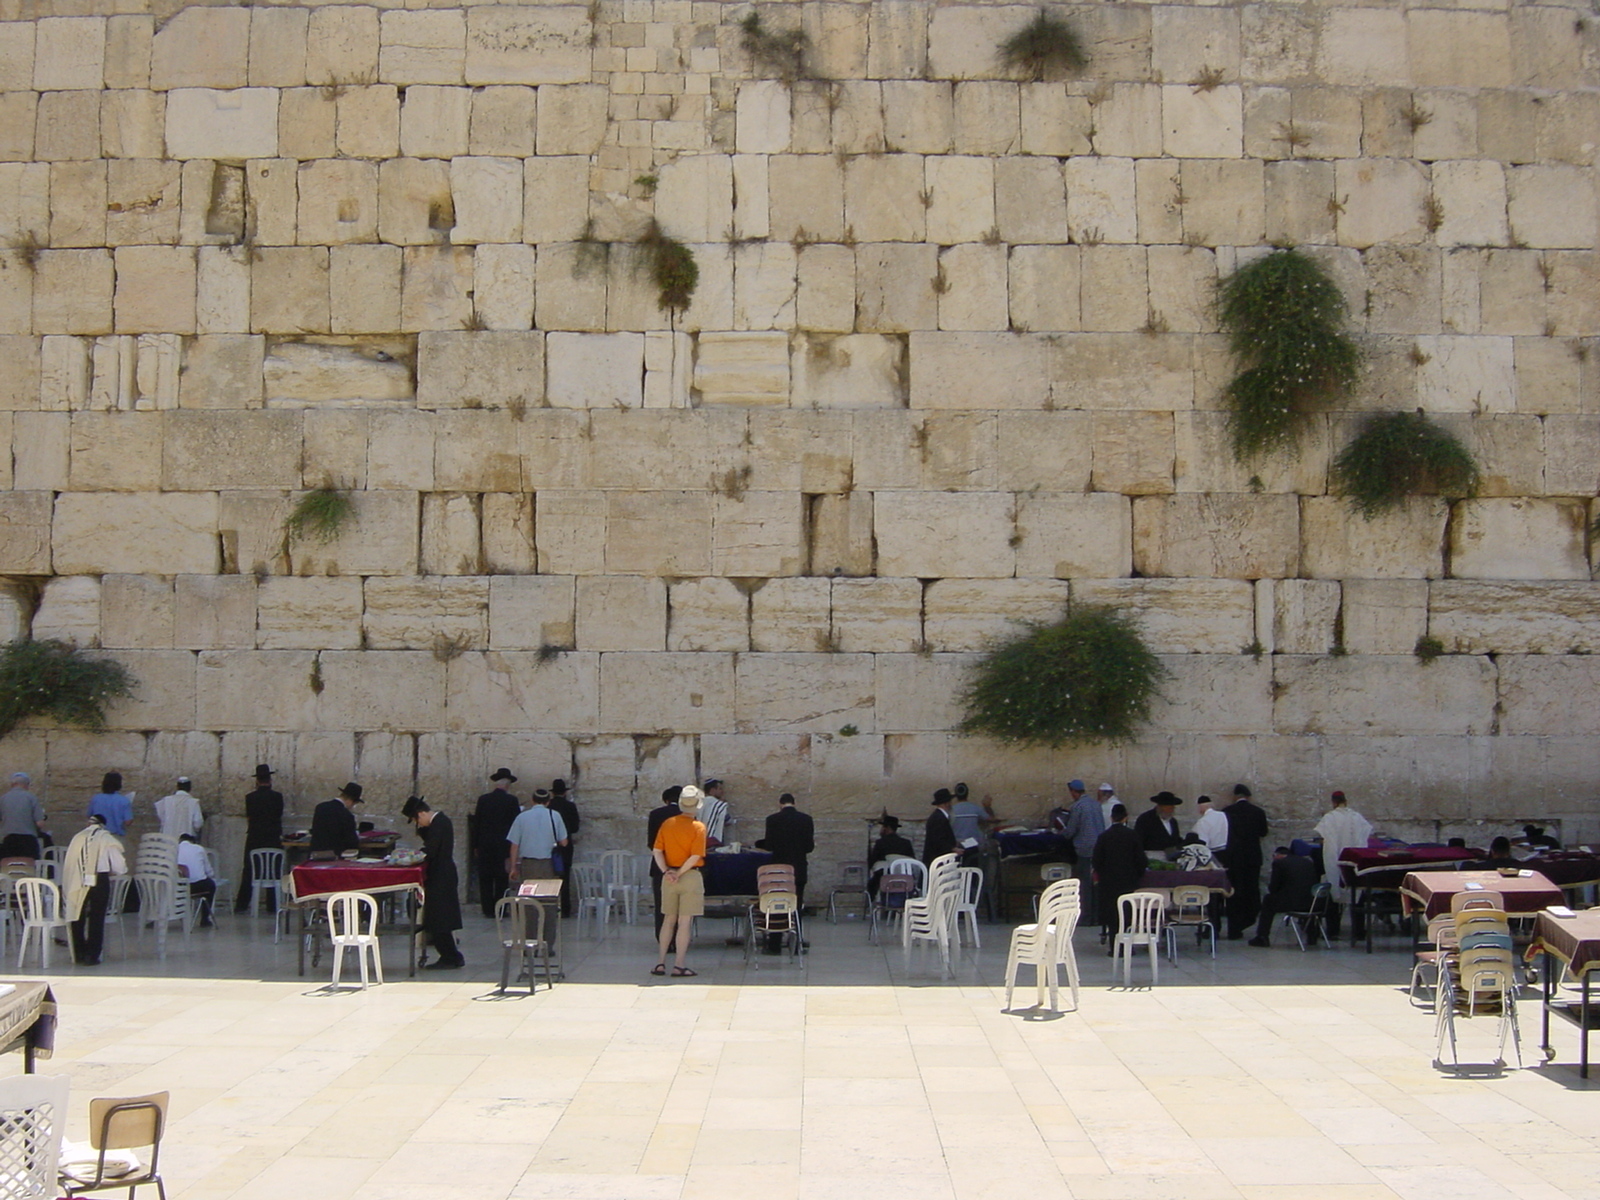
[1314,790,1372,940]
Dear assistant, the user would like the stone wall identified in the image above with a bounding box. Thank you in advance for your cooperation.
[0,1,1597,884]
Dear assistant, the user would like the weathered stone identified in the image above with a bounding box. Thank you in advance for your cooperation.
[171,575,256,651]
[401,245,474,332]
[34,250,114,336]
[750,577,830,653]
[922,578,1070,653]
[1430,581,1600,655]
[1149,655,1272,736]
[1267,579,1338,655]
[314,650,443,732]
[165,88,278,160]
[667,577,749,652]
[605,491,712,576]
[874,491,1014,578]
[1498,656,1600,736]
[1301,497,1449,580]
[768,154,843,243]
[53,492,217,575]
[263,339,412,407]
[1273,655,1497,736]
[443,651,597,734]
[1163,85,1242,159]
[693,331,789,405]
[918,411,996,491]
[1133,494,1299,579]
[416,330,543,411]
[856,243,938,333]
[1072,579,1254,654]
[1336,159,1428,249]
[937,244,1008,332]
[809,491,874,578]
[251,249,330,336]
[1507,165,1598,251]
[1012,492,1131,580]
[598,652,734,734]
[162,410,299,489]
[1449,498,1589,581]
[484,575,571,651]
[831,577,921,653]
[908,332,1048,411]
[1090,412,1174,495]
[478,493,534,574]
[995,412,1092,493]
[31,574,99,646]
[1341,579,1427,655]
[792,333,903,409]
[536,85,608,156]
[547,332,644,409]
[469,86,535,157]
[845,155,925,243]
[713,491,803,576]
[379,9,465,85]
[733,653,874,734]
[285,488,419,578]
[363,576,487,651]
[256,577,363,650]
[420,492,482,575]
[304,6,379,87]
[1050,335,1193,413]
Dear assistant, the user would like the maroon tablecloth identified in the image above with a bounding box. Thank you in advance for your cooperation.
[1139,869,1231,895]
[1341,846,1477,890]
[1401,869,1563,918]
[1521,854,1600,889]
[289,861,424,900]
[1532,909,1600,978]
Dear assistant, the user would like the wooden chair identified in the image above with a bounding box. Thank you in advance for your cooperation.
[59,1091,167,1200]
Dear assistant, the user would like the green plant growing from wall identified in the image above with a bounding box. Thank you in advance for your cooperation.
[640,222,698,314]
[739,12,811,83]
[959,605,1168,747]
[1216,247,1361,460]
[285,486,357,545]
[997,9,1087,80]
[0,639,135,740]
[1330,410,1480,519]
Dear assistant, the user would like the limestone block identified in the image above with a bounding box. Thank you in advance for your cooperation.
[0,22,33,91]
[729,155,769,242]
[94,649,196,732]
[165,88,278,160]
[750,577,830,652]
[642,330,690,411]
[13,414,69,492]
[214,489,287,577]
[380,10,465,84]
[1275,655,1495,736]
[667,577,748,652]
[1091,412,1174,495]
[53,491,218,575]
[447,157,522,245]
[1242,87,1289,163]
[1407,11,1511,91]
[830,81,885,156]
[1133,495,1299,580]
[1316,9,1409,87]
[398,87,469,159]
[101,92,164,165]
[1514,338,1586,415]
[908,331,1047,410]
[649,157,729,247]
[33,250,113,336]
[470,244,535,332]
[443,651,598,734]
[1430,581,1600,655]
[161,410,295,491]
[257,577,363,649]
[0,92,35,161]
[536,85,608,155]
[1269,579,1339,655]
[951,81,1017,156]
[768,155,844,243]
[1449,498,1589,581]
[401,246,474,332]
[249,8,308,87]
[732,653,874,734]
[1499,656,1600,737]
[936,244,1007,332]
[417,330,543,411]
[0,162,47,252]
[1301,497,1448,580]
[917,412,995,491]
[1011,492,1130,580]
[995,412,1091,493]
[923,157,993,246]
[101,575,174,649]
[0,336,36,411]
[302,410,367,490]
[598,652,734,734]
[1289,89,1362,161]
[519,158,589,246]
[882,81,951,153]
[304,5,378,87]
[151,8,248,90]
[1148,656,1272,736]
[604,491,711,576]
[1365,246,1442,337]
[1152,6,1240,86]
[1173,411,1329,495]
[250,249,329,335]
[366,410,434,492]
[1163,86,1242,159]
[1433,413,1542,498]
[465,7,589,85]
[927,5,1032,80]
[1339,579,1426,655]
[333,87,400,160]
[485,575,572,650]
[1507,166,1598,251]
[420,493,482,576]
[1431,161,1508,248]
[1336,159,1428,250]
[1548,252,1600,339]
[67,411,154,492]
[713,491,803,576]
[1065,157,1137,244]
[789,243,852,334]
[874,491,1013,578]
[586,409,741,491]
[1078,245,1148,333]
[1072,579,1255,654]
[809,491,874,577]
[327,245,401,336]
[1544,415,1600,495]
[831,577,921,652]
[169,575,255,651]
[732,243,797,331]
[104,159,178,245]
[39,336,90,412]
[736,80,789,154]
[196,650,319,729]
[547,332,643,408]
[314,650,443,732]
[286,489,419,578]
[923,578,1071,653]
[471,494,531,575]
[469,86,535,157]
[262,338,412,408]
[1007,245,1078,333]
[845,156,925,243]
[873,652,974,734]
[995,158,1066,246]
[362,576,487,652]
[42,159,101,250]
[0,491,52,573]
[1018,84,1089,157]
[792,333,902,408]
[29,575,98,646]
[33,17,104,91]
[108,246,195,338]
[1093,84,1162,159]
[1179,160,1263,247]
[1146,247,1217,335]
[856,243,937,333]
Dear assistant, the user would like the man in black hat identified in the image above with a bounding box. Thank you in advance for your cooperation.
[647,785,684,938]
[403,797,465,968]
[1223,783,1270,939]
[868,815,914,896]
[549,780,580,917]
[236,764,284,913]
[473,769,520,918]
[1092,804,1147,946]
[923,788,958,865]
[1134,792,1185,855]
[309,782,362,859]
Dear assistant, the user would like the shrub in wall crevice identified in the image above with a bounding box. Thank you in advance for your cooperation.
[1331,409,1480,519]
[0,639,135,740]
[997,9,1088,81]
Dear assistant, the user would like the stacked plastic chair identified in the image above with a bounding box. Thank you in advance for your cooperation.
[747,863,802,962]
[903,853,963,976]
[1003,877,1082,1011]
[1434,896,1521,1068]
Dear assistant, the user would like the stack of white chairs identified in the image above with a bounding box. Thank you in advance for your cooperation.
[1435,900,1521,1068]
[134,833,191,956]
[1003,877,1082,1011]
[598,850,641,925]
[903,853,963,976]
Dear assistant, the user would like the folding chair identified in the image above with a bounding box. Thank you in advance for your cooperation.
[746,892,802,963]
[828,862,868,923]
[1164,884,1216,961]
[869,875,916,945]
[1281,881,1333,951]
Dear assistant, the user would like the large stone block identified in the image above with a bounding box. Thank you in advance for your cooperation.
[1064,156,1137,244]
[1301,497,1449,580]
[286,488,419,578]
[251,249,330,336]
[1013,492,1131,580]
[31,574,99,646]
[599,652,734,734]
[195,650,320,731]
[882,80,952,153]
[416,330,543,411]
[1498,656,1600,736]
[263,338,412,408]
[397,88,468,160]
[831,577,922,652]
[713,491,804,576]
[1341,579,1427,656]
[487,575,573,650]
[536,84,608,156]
[1336,159,1428,249]
[736,79,790,154]
[937,244,1008,332]
[304,6,379,87]
[874,652,976,734]
[605,491,712,576]
[1019,84,1090,158]
[952,81,1018,156]
[874,491,1014,578]
[856,243,938,333]
[1449,498,1589,581]
[34,250,114,336]
[768,154,843,243]
[316,650,444,732]
[171,574,256,651]
[733,653,875,734]
[1268,579,1340,655]
[362,576,487,653]
[1078,245,1147,332]
[1132,494,1300,579]
[257,577,363,649]
[908,332,1049,410]
[419,492,481,575]
[443,651,598,734]
[1148,656,1272,736]
[845,155,926,244]
[469,86,535,157]
[573,575,666,652]
[693,330,789,405]
[1507,165,1598,251]
[1432,160,1509,248]
[927,5,1033,80]
[53,491,217,575]
[923,578,1070,653]
[1545,414,1600,494]
[666,577,749,653]
[547,332,644,409]
[750,577,830,653]
[809,491,874,578]
[165,88,278,160]
[400,245,473,332]
[792,333,904,408]
[1273,655,1497,736]
[1430,581,1600,655]
[380,9,465,84]
[1090,412,1174,495]
[1072,579,1254,654]
[995,412,1091,493]
[100,575,173,649]
[471,244,535,332]
[918,411,996,491]
[101,649,197,732]
[1050,335,1193,413]
[449,156,522,244]
[161,411,299,490]
[534,490,604,575]
[1162,85,1242,159]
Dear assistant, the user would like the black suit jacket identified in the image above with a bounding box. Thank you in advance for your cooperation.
[1092,822,1148,898]
[764,807,815,866]
[420,812,462,934]
[309,798,359,856]
[923,808,957,865]
[243,787,283,849]
[647,802,681,878]
[1266,853,1318,910]
[1224,799,1269,866]
[473,790,520,858]
[870,833,915,863]
[1134,809,1184,854]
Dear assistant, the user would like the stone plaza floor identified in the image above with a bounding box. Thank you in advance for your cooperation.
[9,905,1600,1200]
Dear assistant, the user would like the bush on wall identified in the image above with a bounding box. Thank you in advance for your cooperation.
[0,639,135,740]
[997,9,1088,80]
[959,605,1168,747]
[1331,410,1480,518]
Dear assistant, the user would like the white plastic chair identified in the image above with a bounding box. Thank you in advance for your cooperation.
[954,866,984,948]
[203,847,230,912]
[15,878,68,970]
[1004,878,1082,1011]
[134,874,192,957]
[598,850,640,925]
[903,853,962,976]
[248,848,286,920]
[0,1072,69,1199]
[326,891,383,989]
[39,846,64,882]
[1113,892,1164,987]
[571,864,616,938]
[104,875,133,957]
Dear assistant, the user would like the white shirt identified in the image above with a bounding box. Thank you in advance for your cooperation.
[176,841,212,882]
[155,790,204,839]
[1315,806,1374,904]
[1099,794,1119,826]
[1193,807,1229,851]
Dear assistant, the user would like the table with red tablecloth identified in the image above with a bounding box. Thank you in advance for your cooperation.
[1531,908,1600,1078]
[1400,869,1563,919]
[287,861,426,978]
[1517,853,1600,893]
[1339,846,1479,952]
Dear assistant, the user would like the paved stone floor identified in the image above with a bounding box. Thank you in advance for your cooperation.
[8,905,1600,1200]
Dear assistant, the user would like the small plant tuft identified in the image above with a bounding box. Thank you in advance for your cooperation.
[1243,639,1265,660]
[1190,65,1227,93]
[0,639,136,740]
[1414,635,1446,664]
[308,656,325,695]
[285,486,357,545]
[1215,247,1361,460]
[634,173,659,197]
[639,222,698,314]
[1330,410,1480,519]
[8,230,44,271]
[997,9,1088,82]
[739,12,812,83]
[838,723,859,738]
[537,642,571,664]
[1278,122,1311,156]
[1401,97,1434,133]
[1421,195,1445,234]
[959,604,1168,747]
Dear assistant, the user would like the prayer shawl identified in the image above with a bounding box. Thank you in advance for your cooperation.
[62,824,127,921]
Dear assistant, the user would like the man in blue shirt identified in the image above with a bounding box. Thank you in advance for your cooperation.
[506,789,568,881]
[88,772,132,836]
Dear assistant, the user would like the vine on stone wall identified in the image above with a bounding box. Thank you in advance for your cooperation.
[739,12,813,83]
[1331,410,1480,519]
[959,605,1167,747]
[0,639,135,740]
[1216,247,1360,461]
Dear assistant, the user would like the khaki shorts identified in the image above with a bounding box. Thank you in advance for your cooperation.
[660,868,705,919]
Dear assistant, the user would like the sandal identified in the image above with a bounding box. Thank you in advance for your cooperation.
[671,966,697,977]
[650,963,667,976]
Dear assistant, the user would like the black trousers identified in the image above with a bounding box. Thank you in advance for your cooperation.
[428,928,462,962]
[71,874,111,964]
[188,879,216,924]
[558,842,575,917]
[235,846,279,913]
[1225,857,1263,936]
[478,853,509,918]
[1253,891,1310,942]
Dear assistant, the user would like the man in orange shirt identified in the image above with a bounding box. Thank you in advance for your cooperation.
[652,784,709,978]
